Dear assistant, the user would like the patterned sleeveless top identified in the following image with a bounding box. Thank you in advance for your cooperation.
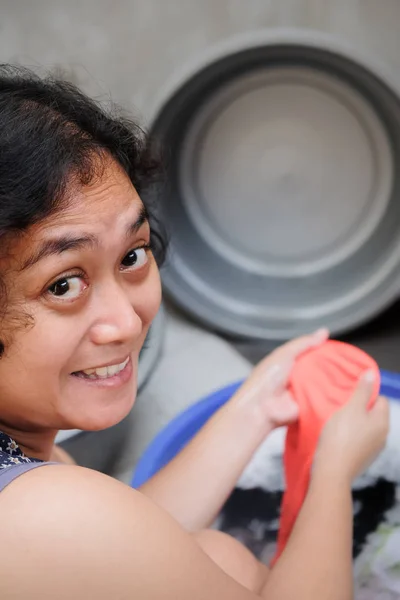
[0,431,51,492]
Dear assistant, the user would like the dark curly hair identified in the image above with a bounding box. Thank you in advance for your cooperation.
[0,64,166,261]
[0,64,167,354]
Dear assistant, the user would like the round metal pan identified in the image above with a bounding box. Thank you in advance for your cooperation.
[151,32,400,340]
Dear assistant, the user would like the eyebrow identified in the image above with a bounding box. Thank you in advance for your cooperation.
[20,205,149,271]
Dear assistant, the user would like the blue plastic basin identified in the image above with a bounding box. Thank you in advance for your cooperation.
[131,369,400,488]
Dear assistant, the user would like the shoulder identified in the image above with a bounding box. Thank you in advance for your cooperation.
[0,463,150,536]
[0,465,154,597]
[0,465,248,599]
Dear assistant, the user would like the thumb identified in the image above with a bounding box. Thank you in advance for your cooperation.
[370,395,389,418]
[266,392,299,425]
[279,391,299,421]
[351,370,377,410]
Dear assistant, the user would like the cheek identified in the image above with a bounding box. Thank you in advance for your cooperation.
[0,314,77,410]
[15,315,78,372]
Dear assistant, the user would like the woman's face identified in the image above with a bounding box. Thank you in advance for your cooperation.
[0,159,161,434]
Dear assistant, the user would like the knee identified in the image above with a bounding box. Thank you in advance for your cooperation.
[192,529,269,593]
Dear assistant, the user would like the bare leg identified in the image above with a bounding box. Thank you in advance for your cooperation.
[193,529,270,593]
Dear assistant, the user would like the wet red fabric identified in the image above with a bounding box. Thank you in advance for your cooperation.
[272,340,380,564]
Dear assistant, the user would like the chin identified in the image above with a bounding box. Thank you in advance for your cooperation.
[82,399,137,431]
[62,374,139,432]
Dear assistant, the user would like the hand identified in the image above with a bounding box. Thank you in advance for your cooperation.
[231,328,329,430]
[315,372,389,484]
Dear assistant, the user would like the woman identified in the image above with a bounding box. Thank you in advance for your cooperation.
[0,65,388,599]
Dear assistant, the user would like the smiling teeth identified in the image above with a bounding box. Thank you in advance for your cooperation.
[81,357,129,379]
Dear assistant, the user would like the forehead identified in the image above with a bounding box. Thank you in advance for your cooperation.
[45,161,142,231]
[15,161,145,254]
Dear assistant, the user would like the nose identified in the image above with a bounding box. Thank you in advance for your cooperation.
[89,282,142,346]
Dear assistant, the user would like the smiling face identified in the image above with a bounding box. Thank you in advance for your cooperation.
[0,158,162,437]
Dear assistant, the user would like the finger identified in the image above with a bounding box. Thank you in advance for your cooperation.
[371,395,390,418]
[277,328,329,360]
[369,396,390,445]
[377,396,390,435]
[264,359,293,393]
[351,370,376,409]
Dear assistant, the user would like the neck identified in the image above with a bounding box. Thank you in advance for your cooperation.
[0,421,57,461]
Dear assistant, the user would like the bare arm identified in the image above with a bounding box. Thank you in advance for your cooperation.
[140,330,328,531]
[0,466,258,600]
[0,464,355,600]
[139,396,271,531]
[262,472,353,600]
[262,375,389,600]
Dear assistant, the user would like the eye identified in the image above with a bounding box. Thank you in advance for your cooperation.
[47,276,87,300]
[120,247,149,270]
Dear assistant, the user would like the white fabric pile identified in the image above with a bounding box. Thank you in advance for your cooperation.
[239,400,400,492]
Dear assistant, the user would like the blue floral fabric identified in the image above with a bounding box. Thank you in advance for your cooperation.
[0,431,41,470]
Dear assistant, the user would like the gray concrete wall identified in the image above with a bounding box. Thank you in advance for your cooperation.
[1,0,399,124]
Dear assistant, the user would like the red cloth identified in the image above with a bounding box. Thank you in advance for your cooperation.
[272,340,380,565]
